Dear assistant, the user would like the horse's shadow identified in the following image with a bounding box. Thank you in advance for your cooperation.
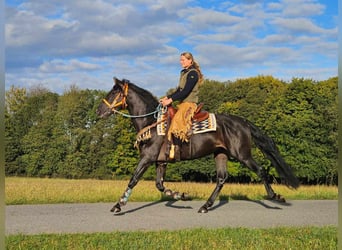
[114,194,292,215]
[114,199,195,216]
[209,197,229,211]
[227,194,292,209]
[164,194,292,212]
[113,200,163,216]
[164,200,193,209]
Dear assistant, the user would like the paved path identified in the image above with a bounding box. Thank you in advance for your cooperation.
[6,200,337,235]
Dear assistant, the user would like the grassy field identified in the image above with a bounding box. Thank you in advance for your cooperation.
[5,177,338,205]
[6,226,337,250]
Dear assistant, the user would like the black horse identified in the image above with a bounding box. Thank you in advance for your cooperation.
[96,78,299,213]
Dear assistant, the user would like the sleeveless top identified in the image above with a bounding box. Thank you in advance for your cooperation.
[178,68,199,103]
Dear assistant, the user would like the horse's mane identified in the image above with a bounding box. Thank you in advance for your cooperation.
[128,82,160,109]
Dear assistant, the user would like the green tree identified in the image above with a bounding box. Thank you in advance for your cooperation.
[20,88,59,176]
[107,115,139,178]
[260,78,337,184]
[5,86,28,175]
[218,75,286,121]
[310,77,337,184]
[54,87,110,178]
[199,80,228,112]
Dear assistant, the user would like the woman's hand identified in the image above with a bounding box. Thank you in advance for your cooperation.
[159,96,173,107]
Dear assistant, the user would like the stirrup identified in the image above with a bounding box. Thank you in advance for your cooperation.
[169,144,175,159]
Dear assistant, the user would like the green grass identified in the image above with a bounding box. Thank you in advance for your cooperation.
[5,226,337,250]
[5,177,338,205]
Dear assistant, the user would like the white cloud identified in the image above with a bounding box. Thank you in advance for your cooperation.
[186,8,243,29]
[280,0,325,17]
[270,17,331,35]
[6,9,79,47]
[39,59,100,73]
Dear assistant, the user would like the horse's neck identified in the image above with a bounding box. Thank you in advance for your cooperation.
[127,101,158,132]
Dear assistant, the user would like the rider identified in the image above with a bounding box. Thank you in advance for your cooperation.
[160,52,203,160]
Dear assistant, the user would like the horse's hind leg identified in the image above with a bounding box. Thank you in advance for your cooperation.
[198,151,228,213]
[241,157,285,202]
[155,162,189,200]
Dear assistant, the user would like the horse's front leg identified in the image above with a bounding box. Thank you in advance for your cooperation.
[111,158,151,213]
[155,162,190,201]
[155,162,167,192]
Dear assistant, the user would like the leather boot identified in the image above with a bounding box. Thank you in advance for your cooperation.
[173,136,181,161]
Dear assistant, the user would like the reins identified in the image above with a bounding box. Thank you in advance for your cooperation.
[102,83,167,119]
[102,82,167,148]
[111,105,165,119]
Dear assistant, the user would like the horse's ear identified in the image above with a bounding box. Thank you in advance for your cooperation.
[113,77,120,85]
[113,77,124,89]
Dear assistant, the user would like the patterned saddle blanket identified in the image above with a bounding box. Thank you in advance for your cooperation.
[157,112,217,136]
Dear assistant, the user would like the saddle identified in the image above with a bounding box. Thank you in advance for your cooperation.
[167,103,209,122]
[158,103,213,161]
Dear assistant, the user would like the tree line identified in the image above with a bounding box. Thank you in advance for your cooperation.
[5,76,338,185]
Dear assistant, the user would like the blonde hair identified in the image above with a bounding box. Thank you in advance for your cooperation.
[181,52,204,84]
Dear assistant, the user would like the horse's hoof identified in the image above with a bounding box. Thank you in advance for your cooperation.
[164,189,172,196]
[270,194,286,203]
[276,194,286,203]
[181,193,191,201]
[198,206,208,213]
[110,204,121,213]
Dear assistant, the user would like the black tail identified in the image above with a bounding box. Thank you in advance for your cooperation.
[247,121,300,189]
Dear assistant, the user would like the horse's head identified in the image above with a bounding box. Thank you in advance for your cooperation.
[96,78,129,118]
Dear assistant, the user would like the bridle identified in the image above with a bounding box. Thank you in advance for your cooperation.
[101,80,167,148]
[102,83,129,111]
[102,82,166,118]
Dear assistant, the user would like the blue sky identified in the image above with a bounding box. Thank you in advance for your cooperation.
[5,0,338,96]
